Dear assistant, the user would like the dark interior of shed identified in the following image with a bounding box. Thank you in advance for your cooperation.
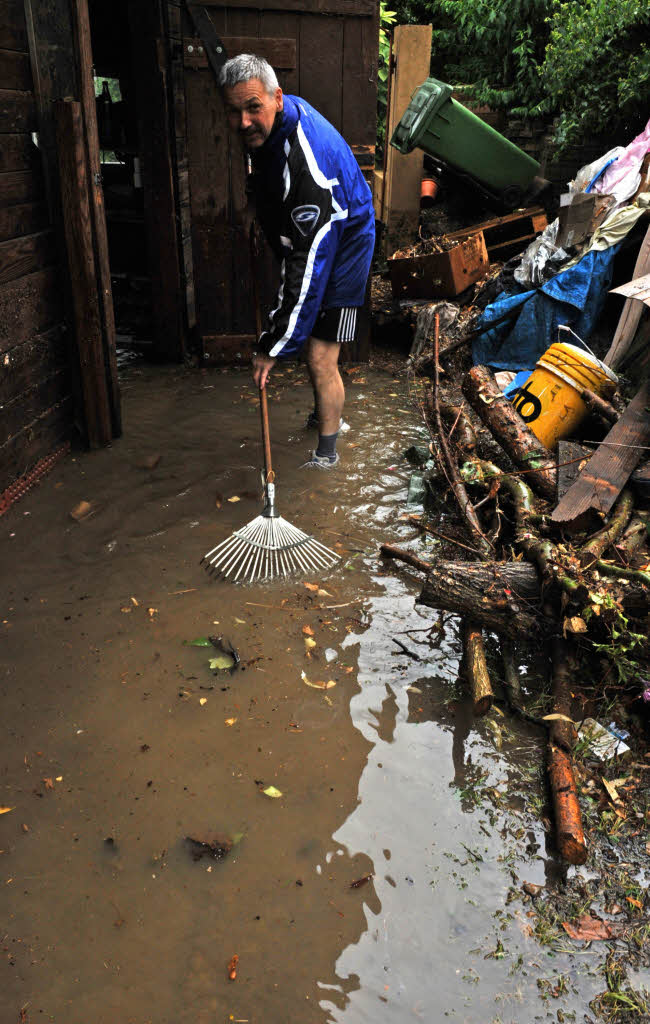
[88,0,153,349]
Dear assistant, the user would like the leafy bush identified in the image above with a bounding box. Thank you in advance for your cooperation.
[377,2,397,162]
[539,0,650,150]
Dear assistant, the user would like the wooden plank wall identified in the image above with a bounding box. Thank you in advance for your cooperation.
[179,0,378,347]
[0,0,71,492]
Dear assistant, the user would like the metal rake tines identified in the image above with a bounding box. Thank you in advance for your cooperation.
[202,515,340,583]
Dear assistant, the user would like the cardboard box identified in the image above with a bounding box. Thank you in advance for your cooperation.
[388,231,489,299]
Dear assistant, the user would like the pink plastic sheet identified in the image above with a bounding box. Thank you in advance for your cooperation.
[596,117,650,206]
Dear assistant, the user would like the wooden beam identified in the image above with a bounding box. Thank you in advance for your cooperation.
[199,0,375,14]
[382,24,432,255]
[605,224,650,369]
[53,99,112,448]
[69,0,121,437]
[183,35,296,69]
[552,382,650,523]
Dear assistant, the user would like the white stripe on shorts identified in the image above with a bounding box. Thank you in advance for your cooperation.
[336,306,357,343]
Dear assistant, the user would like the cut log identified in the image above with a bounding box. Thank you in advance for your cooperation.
[580,388,619,425]
[463,364,557,502]
[500,638,522,705]
[579,488,634,567]
[615,513,649,560]
[549,637,578,753]
[417,559,541,638]
[552,382,650,523]
[440,402,477,453]
[547,744,588,865]
[461,619,494,715]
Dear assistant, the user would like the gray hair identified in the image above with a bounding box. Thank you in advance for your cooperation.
[218,54,279,94]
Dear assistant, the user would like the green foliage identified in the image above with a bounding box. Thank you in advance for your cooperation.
[395,0,551,114]
[377,2,397,162]
[540,0,650,150]
[388,0,650,151]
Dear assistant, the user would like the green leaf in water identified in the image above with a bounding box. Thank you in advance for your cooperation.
[184,637,212,647]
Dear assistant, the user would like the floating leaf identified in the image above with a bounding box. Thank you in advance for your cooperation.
[0,806,15,815]
[302,625,315,636]
[148,607,158,619]
[130,596,139,607]
[225,717,237,726]
[301,671,336,690]
[234,617,246,625]
[228,495,241,503]
[562,914,624,941]
[262,785,283,798]
[209,653,235,671]
[542,713,577,725]
[185,637,212,647]
[304,637,317,651]
[303,582,319,592]
[199,697,208,706]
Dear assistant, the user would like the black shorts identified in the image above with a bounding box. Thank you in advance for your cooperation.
[313,306,361,345]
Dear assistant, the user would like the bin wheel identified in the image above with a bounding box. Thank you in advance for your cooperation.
[501,184,526,209]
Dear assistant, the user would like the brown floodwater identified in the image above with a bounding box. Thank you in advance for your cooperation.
[0,362,632,1022]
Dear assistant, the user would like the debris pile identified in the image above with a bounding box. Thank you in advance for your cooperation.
[392,234,460,259]
[379,127,650,867]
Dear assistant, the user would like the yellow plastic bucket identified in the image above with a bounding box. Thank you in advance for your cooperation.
[511,341,617,449]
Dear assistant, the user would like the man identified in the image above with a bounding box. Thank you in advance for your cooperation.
[219,54,375,468]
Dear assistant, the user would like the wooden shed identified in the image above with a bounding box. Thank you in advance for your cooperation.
[0,0,378,507]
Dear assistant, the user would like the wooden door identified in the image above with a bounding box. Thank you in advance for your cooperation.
[177,0,378,363]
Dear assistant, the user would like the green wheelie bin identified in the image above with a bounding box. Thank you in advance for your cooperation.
[390,77,542,207]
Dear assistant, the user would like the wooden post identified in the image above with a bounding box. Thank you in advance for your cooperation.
[70,0,122,435]
[381,24,432,255]
[53,100,112,448]
[605,224,650,369]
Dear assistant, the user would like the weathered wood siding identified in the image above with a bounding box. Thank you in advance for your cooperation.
[0,0,71,493]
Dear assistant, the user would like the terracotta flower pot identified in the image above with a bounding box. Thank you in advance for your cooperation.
[420,177,439,207]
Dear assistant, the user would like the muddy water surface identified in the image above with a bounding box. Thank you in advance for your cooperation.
[0,364,623,1022]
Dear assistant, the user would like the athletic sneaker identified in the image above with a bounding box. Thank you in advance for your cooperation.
[304,412,350,432]
[301,451,340,469]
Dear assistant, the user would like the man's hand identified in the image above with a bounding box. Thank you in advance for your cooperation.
[252,353,276,389]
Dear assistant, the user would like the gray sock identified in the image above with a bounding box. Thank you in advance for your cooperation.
[316,431,338,458]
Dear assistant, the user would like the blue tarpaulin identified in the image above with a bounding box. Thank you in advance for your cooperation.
[472,244,621,371]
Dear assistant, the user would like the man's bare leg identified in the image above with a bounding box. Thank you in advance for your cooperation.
[305,336,344,435]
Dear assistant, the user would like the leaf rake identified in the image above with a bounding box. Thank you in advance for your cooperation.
[201,386,340,583]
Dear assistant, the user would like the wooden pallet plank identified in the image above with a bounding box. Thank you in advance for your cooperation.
[0,0,28,52]
[0,200,49,241]
[0,266,63,351]
[552,383,650,522]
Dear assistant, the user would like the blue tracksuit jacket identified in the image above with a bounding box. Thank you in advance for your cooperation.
[251,95,375,359]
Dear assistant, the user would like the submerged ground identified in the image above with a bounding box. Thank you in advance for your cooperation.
[1,362,648,1023]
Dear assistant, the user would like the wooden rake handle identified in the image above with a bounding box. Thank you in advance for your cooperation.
[250,220,275,484]
[259,385,274,483]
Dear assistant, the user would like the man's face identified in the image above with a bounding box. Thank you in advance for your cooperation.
[223,79,283,149]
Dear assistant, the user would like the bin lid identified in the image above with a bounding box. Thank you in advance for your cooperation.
[390,77,454,154]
